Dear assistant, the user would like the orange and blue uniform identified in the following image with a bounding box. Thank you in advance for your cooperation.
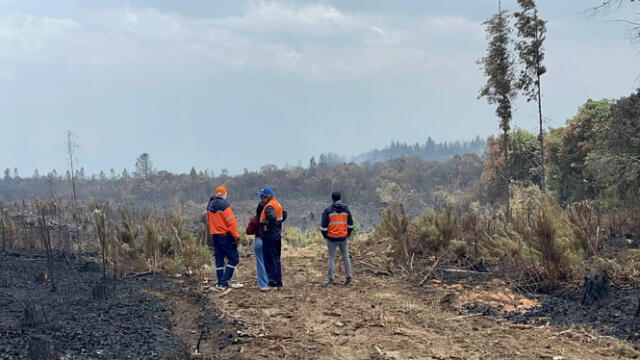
[207,195,240,287]
[258,193,287,288]
[320,201,354,241]
[320,199,354,283]
[207,197,240,239]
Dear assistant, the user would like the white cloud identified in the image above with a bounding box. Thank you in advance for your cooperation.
[0,15,79,53]
[0,3,484,81]
[424,16,483,38]
[214,1,364,34]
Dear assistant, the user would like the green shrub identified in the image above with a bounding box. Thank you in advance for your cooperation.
[408,209,439,255]
[283,227,321,247]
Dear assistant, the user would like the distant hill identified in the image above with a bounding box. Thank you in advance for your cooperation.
[316,136,486,166]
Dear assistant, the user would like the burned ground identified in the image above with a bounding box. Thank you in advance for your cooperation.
[3,245,640,359]
[0,251,192,359]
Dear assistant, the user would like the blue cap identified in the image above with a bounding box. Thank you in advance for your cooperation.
[257,187,274,196]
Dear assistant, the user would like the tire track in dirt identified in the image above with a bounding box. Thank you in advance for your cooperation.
[165,245,638,360]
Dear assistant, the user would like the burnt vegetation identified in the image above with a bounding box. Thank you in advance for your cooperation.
[1,1,640,358]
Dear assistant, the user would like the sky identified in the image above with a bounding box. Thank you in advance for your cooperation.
[0,0,638,176]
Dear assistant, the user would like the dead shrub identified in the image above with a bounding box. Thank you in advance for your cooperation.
[566,200,606,257]
[510,183,582,285]
[1,208,19,249]
[459,203,482,258]
[376,203,410,263]
[142,218,161,273]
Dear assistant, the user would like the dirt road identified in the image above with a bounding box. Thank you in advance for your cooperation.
[166,245,639,360]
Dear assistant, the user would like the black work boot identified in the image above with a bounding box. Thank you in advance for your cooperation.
[323,278,334,286]
[344,277,353,285]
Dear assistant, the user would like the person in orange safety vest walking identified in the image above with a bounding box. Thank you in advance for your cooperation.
[206,186,241,290]
[320,191,354,286]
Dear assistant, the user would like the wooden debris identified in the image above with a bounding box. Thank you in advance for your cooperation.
[23,301,50,327]
[92,282,107,301]
[581,270,609,306]
[28,335,56,360]
[445,313,483,321]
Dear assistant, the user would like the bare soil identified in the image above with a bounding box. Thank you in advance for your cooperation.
[164,245,640,360]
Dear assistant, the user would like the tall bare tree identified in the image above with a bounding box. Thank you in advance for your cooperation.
[65,130,79,205]
[45,173,56,201]
[591,1,640,40]
[479,9,516,218]
[514,0,547,189]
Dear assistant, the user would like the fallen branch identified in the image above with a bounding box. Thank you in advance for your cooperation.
[127,271,153,278]
[418,258,440,286]
[446,313,483,321]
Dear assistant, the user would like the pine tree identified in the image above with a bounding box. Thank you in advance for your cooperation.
[514,0,547,189]
[478,9,516,217]
[135,153,155,181]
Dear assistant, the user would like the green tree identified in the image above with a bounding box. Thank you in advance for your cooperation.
[546,99,612,204]
[514,0,547,189]
[481,129,539,203]
[479,10,516,216]
[586,90,640,203]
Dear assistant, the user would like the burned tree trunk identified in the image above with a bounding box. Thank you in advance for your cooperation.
[92,282,107,301]
[23,301,50,327]
[581,270,609,306]
[39,204,56,293]
[28,335,56,360]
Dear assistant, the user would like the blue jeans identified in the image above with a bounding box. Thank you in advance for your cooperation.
[208,234,239,287]
[254,237,268,289]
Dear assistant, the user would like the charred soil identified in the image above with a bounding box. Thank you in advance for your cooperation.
[0,251,190,359]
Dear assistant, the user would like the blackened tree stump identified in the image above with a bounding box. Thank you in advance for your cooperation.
[92,282,107,301]
[23,301,50,327]
[28,335,56,360]
[81,261,100,273]
[581,270,609,306]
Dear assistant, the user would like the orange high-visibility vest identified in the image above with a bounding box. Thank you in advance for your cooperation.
[260,198,284,224]
[327,211,349,238]
[207,198,239,239]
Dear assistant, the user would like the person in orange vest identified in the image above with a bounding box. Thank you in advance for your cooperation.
[257,187,287,289]
[320,191,354,286]
[206,186,241,290]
